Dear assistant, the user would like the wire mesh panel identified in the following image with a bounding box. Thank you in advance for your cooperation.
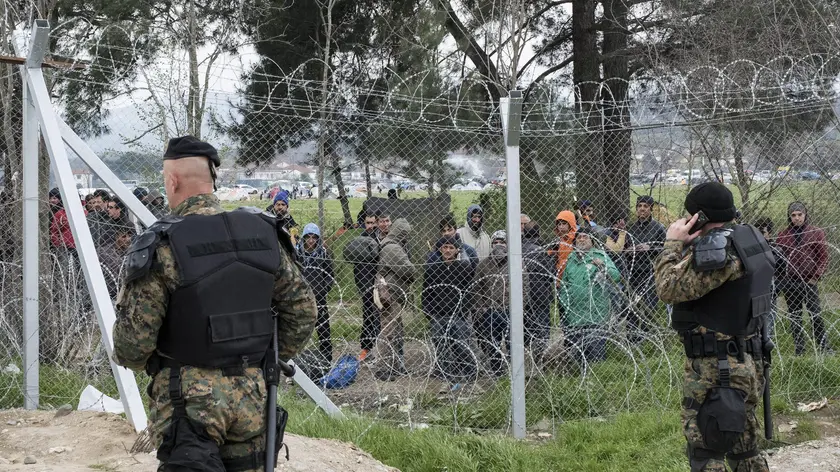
[4,2,840,443]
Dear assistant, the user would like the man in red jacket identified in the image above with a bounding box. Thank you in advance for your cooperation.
[777,201,832,355]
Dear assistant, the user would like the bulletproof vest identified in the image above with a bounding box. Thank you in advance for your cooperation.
[671,224,775,336]
[156,210,282,369]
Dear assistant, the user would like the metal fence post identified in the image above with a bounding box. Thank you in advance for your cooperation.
[19,33,41,410]
[501,90,526,439]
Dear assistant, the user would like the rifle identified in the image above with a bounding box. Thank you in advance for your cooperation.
[760,314,774,440]
[265,316,296,472]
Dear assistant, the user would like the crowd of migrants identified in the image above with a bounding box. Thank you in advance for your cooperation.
[9,186,831,388]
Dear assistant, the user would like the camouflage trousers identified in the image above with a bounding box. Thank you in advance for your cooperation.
[682,342,769,472]
[149,365,268,472]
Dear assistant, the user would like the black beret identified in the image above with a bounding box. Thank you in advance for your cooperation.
[684,182,736,223]
[163,135,220,167]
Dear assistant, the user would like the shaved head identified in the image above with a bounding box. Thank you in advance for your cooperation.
[163,156,215,209]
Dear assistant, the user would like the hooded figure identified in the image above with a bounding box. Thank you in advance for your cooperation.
[777,201,831,354]
[457,204,491,258]
[558,226,620,364]
[296,223,336,362]
[49,187,81,250]
[375,218,416,380]
[548,210,578,284]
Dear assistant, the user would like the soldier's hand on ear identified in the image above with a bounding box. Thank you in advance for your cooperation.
[666,213,701,244]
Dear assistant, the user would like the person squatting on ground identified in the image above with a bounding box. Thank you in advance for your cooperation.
[776,201,832,355]
[296,223,336,364]
[655,182,774,472]
[559,225,621,367]
[374,218,415,381]
[113,135,317,472]
[423,234,477,386]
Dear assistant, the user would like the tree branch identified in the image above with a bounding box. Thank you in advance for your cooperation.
[435,0,502,102]
[522,55,573,101]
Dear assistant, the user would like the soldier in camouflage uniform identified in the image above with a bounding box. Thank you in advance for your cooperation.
[113,136,317,472]
[654,182,774,472]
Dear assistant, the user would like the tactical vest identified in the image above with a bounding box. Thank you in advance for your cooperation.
[671,224,775,336]
[155,210,282,369]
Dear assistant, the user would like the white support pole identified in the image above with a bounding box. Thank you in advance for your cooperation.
[19,31,41,410]
[287,360,345,419]
[59,114,345,420]
[58,119,157,226]
[501,90,526,439]
[21,20,147,432]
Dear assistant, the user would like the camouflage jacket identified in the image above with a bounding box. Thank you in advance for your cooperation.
[653,223,745,305]
[112,193,317,371]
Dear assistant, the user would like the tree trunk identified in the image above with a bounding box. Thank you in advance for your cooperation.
[364,157,372,200]
[330,156,353,228]
[186,0,201,138]
[601,0,631,223]
[572,0,602,208]
[316,0,335,232]
[731,125,751,218]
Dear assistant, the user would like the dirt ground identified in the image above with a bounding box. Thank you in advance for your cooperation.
[769,437,840,471]
[0,409,397,472]
[5,408,840,471]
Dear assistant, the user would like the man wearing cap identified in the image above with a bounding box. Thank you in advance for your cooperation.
[267,190,299,244]
[654,182,774,472]
[113,135,317,472]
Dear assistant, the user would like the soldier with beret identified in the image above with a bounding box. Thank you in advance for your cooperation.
[654,182,774,472]
[113,135,317,471]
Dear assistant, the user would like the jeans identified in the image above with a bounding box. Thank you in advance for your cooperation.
[475,310,510,376]
[564,325,607,365]
[314,294,332,362]
[359,290,380,351]
[784,278,829,352]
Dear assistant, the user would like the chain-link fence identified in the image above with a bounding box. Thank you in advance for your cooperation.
[5,25,840,440]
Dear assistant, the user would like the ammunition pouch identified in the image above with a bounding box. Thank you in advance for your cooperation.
[156,363,225,472]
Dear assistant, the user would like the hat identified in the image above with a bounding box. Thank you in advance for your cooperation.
[435,235,462,249]
[163,136,220,167]
[523,221,540,240]
[637,195,655,206]
[684,182,736,223]
[132,187,148,200]
[491,230,507,242]
[578,199,592,209]
[48,187,61,200]
[148,189,163,201]
[274,190,289,206]
[788,201,807,215]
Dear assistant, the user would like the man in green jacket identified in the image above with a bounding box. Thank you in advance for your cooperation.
[559,226,621,365]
